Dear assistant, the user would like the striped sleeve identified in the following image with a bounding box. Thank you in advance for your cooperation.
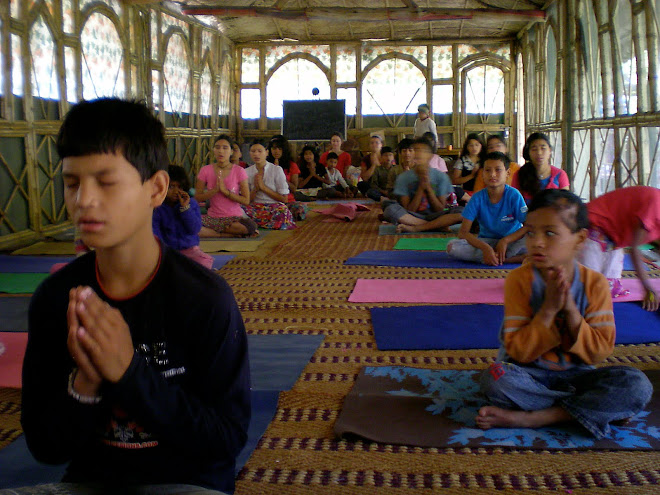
[501,266,562,363]
[565,267,615,364]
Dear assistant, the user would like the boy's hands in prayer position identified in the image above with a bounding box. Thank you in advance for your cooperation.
[68,286,135,394]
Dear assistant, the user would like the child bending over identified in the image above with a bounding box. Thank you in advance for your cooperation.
[153,165,213,270]
[577,186,660,309]
[445,152,528,265]
[478,189,652,439]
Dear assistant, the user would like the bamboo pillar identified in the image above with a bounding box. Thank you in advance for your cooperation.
[595,0,614,118]
[259,45,266,130]
[607,1,625,117]
[356,43,362,129]
[0,1,11,120]
[631,4,650,185]
[631,2,648,113]
[330,44,337,99]
[426,43,432,114]
[645,0,659,112]
[234,45,243,142]
[452,44,460,145]
[562,0,576,180]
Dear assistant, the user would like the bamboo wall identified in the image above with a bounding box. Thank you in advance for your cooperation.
[521,0,660,200]
[0,0,233,250]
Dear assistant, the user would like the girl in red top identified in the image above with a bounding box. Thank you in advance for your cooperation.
[320,132,352,177]
[512,132,569,203]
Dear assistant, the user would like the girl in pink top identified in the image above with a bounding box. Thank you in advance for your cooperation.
[196,134,257,237]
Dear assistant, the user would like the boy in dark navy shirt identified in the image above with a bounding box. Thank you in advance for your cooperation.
[21,98,250,494]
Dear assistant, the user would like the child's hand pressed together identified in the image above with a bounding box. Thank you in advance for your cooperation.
[68,286,135,385]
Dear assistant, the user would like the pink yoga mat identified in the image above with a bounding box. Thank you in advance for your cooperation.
[0,332,27,388]
[348,277,660,304]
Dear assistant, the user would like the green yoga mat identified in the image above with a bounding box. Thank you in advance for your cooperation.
[394,237,457,251]
[0,273,50,294]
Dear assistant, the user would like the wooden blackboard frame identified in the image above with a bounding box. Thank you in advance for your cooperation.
[282,100,346,141]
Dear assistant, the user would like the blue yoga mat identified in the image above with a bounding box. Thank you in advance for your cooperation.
[212,254,235,270]
[371,303,660,350]
[0,255,73,273]
[345,250,521,269]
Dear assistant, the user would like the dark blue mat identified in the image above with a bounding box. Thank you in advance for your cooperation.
[212,254,235,270]
[0,254,233,273]
[0,296,30,332]
[371,303,660,350]
[247,334,324,390]
[0,255,73,273]
[345,250,520,269]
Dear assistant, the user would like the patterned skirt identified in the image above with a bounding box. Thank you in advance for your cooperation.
[201,215,244,233]
[287,201,308,221]
[242,203,297,230]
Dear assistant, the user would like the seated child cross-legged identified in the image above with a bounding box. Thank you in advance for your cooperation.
[244,138,297,230]
[196,134,258,238]
[383,138,462,231]
[477,189,653,439]
[446,152,528,265]
[153,165,214,270]
[316,152,352,199]
[22,98,250,493]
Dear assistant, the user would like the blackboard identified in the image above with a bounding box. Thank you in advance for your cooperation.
[282,100,346,141]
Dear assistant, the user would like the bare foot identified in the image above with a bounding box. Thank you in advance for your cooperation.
[475,405,572,430]
[396,224,418,233]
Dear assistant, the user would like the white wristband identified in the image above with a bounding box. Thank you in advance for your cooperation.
[67,368,102,405]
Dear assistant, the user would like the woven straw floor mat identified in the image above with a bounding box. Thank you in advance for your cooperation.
[2,205,659,493]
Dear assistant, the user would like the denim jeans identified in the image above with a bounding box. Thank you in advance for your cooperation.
[480,362,653,439]
[447,237,527,263]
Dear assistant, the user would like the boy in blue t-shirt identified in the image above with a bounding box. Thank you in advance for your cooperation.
[447,151,528,266]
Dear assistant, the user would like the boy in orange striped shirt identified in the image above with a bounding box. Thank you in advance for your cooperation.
[477,190,652,439]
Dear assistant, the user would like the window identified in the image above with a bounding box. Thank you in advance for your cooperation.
[465,65,505,120]
[162,33,191,114]
[362,58,426,116]
[266,58,330,118]
[81,13,125,100]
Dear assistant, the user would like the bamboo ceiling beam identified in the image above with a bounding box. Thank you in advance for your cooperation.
[180,6,547,23]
